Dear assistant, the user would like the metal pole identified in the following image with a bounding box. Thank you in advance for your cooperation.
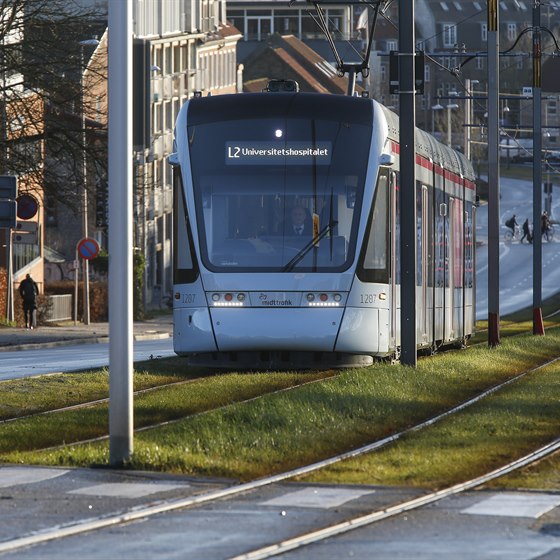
[447,105,452,147]
[487,0,501,346]
[81,46,90,325]
[464,78,472,160]
[398,0,417,366]
[108,0,134,465]
[7,230,13,323]
[532,1,545,335]
[74,247,79,326]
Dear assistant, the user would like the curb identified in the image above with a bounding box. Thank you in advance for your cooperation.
[0,332,170,352]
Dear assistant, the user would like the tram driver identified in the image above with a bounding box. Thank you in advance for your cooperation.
[281,205,314,237]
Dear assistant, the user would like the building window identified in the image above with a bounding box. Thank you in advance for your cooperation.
[481,23,487,42]
[507,23,517,41]
[442,24,456,48]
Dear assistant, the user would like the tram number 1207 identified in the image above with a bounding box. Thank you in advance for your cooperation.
[360,294,376,304]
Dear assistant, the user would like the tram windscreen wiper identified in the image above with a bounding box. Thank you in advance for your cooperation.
[282,220,338,272]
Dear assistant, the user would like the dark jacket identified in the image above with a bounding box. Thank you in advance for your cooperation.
[19,277,38,306]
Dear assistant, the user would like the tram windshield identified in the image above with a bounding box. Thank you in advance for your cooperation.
[187,114,372,272]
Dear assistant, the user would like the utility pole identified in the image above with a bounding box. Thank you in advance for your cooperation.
[398,0,417,366]
[464,78,473,160]
[532,1,545,335]
[108,0,134,466]
[487,0,501,347]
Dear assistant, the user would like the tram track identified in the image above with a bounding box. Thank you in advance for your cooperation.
[0,372,339,454]
[232,437,560,560]
[0,330,555,453]
[0,316,538,429]
[0,354,558,555]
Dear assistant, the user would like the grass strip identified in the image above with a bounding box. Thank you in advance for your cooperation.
[0,357,200,419]
[0,371,332,455]
[302,360,560,490]
[7,328,560,482]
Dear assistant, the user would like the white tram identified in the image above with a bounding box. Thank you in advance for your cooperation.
[169,92,476,368]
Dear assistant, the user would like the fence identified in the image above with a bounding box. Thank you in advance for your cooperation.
[43,294,73,323]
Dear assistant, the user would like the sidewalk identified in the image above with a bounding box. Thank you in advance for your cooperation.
[0,315,172,351]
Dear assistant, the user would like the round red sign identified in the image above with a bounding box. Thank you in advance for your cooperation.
[77,237,100,260]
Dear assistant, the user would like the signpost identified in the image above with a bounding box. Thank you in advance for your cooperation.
[75,237,99,325]
[0,176,18,323]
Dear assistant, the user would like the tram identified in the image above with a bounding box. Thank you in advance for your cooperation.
[169,90,476,368]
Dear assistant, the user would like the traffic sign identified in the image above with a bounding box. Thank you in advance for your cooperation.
[0,176,17,200]
[0,200,17,229]
[16,194,38,220]
[77,237,100,260]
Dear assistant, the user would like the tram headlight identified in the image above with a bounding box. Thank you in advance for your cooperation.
[209,292,246,306]
[306,292,344,307]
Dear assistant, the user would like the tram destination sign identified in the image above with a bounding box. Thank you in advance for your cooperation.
[226,142,332,165]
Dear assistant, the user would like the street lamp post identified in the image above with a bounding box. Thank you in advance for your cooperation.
[79,39,99,325]
[446,103,459,147]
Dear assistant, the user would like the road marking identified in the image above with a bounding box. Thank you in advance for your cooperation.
[461,492,560,518]
[261,487,375,509]
[68,482,188,499]
[0,467,69,487]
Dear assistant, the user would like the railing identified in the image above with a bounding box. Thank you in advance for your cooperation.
[43,294,73,323]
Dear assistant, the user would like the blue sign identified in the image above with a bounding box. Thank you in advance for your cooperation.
[77,237,100,260]
[16,194,38,220]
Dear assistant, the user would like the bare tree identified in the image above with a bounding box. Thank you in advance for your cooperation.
[0,0,107,213]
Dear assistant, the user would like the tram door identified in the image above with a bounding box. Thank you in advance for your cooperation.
[448,197,464,339]
[418,185,429,344]
[390,171,398,347]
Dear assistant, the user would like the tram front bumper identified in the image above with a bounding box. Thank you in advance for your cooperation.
[210,307,344,352]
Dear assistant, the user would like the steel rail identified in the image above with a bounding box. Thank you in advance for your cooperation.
[0,356,557,554]
[232,437,560,560]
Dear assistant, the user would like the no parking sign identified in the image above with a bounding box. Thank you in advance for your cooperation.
[77,237,100,260]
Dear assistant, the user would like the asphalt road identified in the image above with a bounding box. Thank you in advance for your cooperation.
[0,337,175,380]
[475,176,560,319]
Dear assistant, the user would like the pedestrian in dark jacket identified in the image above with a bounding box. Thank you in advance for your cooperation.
[18,274,38,329]
[521,218,532,243]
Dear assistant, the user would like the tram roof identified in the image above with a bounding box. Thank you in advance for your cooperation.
[187,91,373,126]
[379,104,476,182]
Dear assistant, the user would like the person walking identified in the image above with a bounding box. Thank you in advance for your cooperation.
[541,211,551,241]
[521,218,532,244]
[505,214,518,237]
[18,274,39,329]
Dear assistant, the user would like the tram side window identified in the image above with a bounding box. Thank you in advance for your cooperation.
[173,171,198,284]
[358,169,389,283]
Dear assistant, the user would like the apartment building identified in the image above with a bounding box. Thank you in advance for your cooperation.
[44,0,241,309]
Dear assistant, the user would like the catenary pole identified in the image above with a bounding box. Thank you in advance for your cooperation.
[487,0,501,346]
[108,0,134,465]
[532,1,545,335]
[398,0,417,366]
